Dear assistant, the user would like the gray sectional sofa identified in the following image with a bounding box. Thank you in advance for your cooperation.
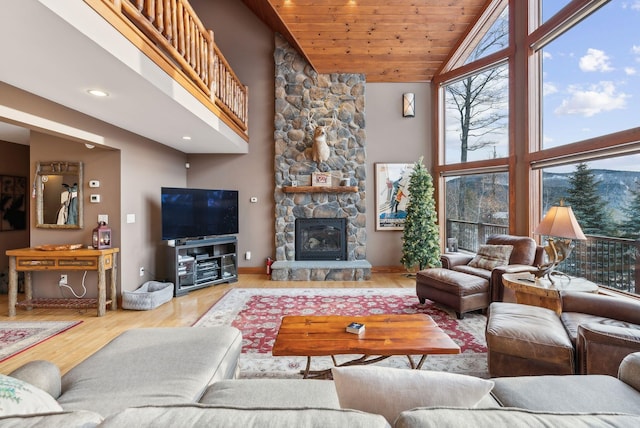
[2,327,640,427]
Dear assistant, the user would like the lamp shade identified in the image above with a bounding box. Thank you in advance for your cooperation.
[534,205,587,240]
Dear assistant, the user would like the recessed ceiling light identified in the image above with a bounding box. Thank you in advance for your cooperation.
[182,136,192,140]
[87,89,109,97]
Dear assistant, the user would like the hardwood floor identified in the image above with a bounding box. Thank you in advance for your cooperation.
[0,273,415,375]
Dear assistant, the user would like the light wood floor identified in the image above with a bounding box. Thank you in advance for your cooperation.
[0,273,415,375]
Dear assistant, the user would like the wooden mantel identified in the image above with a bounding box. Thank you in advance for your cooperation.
[282,186,358,193]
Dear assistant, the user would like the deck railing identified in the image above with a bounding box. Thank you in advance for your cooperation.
[87,0,248,136]
[446,219,639,295]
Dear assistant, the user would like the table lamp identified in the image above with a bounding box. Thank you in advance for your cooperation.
[533,201,586,284]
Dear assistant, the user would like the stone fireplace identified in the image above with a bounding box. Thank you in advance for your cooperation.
[271,35,371,281]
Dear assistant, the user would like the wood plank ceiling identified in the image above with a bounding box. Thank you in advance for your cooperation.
[241,0,490,82]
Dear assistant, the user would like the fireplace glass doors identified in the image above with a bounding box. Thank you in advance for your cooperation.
[295,218,347,261]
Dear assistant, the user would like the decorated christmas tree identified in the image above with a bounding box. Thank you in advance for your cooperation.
[401,157,441,271]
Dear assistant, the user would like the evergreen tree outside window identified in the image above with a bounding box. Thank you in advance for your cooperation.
[619,182,640,239]
[566,162,613,236]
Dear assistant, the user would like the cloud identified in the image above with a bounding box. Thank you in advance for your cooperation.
[543,82,558,96]
[554,81,628,117]
[625,67,637,75]
[579,48,614,72]
[622,1,640,10]
[542,51,553,60]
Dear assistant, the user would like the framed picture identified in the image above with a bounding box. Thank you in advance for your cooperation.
[375,163,414,230]
[1,175,27,231]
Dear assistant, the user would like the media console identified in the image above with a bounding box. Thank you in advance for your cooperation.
[166,236,237,296]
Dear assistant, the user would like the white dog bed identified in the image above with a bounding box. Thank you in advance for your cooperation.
[122,281,174,310]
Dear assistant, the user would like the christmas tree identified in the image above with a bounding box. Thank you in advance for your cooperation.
[401,157,441,271]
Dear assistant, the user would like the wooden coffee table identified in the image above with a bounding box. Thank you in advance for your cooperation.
[272,313,460,378]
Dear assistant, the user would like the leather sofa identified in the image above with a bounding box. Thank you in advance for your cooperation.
[562,291,640,375]
[416,234,544,318]
[486,291,640,377]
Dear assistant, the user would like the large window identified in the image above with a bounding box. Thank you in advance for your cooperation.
[444,64,509,164]
[541,155,640,237]
[539,155,640,292]
[444,172,509,252]
[541,1,639,148]
[435,0,640,295]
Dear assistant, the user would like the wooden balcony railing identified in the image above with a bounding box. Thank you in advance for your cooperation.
[85,0,248,138]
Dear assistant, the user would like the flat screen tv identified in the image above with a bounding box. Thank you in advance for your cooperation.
[161,187,238,241]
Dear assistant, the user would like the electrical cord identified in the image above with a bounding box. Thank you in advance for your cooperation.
[59,271,88,298]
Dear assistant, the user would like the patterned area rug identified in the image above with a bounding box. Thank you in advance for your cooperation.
[0,321,82,362]
[194,288,488,378]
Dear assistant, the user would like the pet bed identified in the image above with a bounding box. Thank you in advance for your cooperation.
[122,281,173,310]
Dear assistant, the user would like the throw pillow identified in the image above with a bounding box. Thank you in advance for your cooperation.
[331,366,495,424]
[9,360,61,399]
[468,244,514,270]
[0,374,62,417]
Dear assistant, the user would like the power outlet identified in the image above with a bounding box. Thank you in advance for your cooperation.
[59,274,68,285]
[139,267,145,277]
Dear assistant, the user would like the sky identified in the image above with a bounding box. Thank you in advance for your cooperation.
[542,0,639,171]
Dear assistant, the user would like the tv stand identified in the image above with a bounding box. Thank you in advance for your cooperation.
[166,236,237,296]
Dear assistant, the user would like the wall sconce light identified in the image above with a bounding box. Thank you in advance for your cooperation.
[403,93,415,117]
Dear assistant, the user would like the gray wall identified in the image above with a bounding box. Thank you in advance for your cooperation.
[0,81,185,297]
[191,0,433,269]
[0,0,433,295]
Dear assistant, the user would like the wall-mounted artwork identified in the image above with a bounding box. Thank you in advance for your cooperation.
[375,163,414,230]
[1,175,27,231]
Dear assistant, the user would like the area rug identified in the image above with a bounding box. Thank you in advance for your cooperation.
[194,288,488,378]
[0,321,82,363]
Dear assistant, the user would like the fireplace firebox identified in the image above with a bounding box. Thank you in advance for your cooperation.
[295,218,347,261]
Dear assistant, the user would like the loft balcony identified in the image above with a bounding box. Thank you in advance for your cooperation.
[0,0,249,154]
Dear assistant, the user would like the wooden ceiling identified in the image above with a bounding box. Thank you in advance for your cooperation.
[241,0,490,82]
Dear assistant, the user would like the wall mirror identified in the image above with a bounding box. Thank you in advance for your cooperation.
[35,161,83,229]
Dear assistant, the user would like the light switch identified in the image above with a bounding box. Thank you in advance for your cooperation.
[90,194,101,203]
[126,214,136,224]
[89,180,100,188]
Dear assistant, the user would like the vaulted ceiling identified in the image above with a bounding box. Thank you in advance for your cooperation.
[241,0,489,82]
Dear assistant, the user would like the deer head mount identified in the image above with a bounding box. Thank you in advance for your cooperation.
[307,111,338,164]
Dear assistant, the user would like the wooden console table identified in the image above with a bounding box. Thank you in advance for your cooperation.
[6,247,119,317]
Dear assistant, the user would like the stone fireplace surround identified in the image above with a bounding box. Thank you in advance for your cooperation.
[271,35,371,281]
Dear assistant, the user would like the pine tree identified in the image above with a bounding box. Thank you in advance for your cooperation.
[619,181,640,239]
[566,162,612,235]
[401,157,441,271]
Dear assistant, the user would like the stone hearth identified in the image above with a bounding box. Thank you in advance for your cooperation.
[272,35,371,281]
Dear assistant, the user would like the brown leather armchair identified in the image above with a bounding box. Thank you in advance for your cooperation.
[417,235,545,319]
[441,234,545,302]
[561,291,640,375]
